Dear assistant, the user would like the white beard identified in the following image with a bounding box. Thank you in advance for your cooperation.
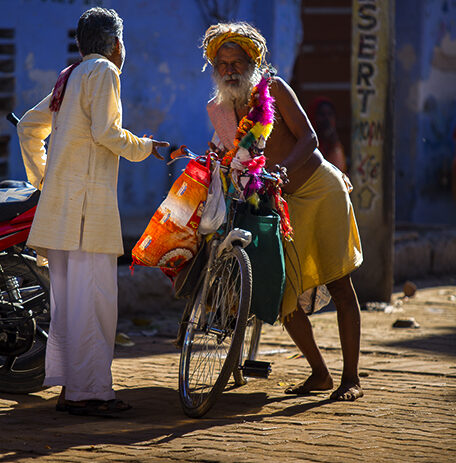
[212,64,262,110]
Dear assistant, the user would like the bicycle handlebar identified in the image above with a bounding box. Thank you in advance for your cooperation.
[239,170,279,183]
[168,145,284,185]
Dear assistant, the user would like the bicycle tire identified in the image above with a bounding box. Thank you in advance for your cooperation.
[0,249,50,393]
[178,245,252,418]
[232,315,262,386]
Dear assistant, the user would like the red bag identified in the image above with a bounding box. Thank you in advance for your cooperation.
[132,156,211,272]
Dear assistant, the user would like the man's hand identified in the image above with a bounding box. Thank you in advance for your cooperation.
[272,164,289,184]
[143,135,170,160]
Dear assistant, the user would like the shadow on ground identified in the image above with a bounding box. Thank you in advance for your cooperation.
[114,332,181,358]
[381,326,456,357]
[0,386,333,462]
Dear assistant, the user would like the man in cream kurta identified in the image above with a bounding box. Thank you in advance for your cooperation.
[17,7,169,416]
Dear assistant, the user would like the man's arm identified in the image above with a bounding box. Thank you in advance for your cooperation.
[270,77,318,174]
[88,61,155,162]
[17,94,52,189]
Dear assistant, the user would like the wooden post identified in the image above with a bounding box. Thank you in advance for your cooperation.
[350,0,395,302]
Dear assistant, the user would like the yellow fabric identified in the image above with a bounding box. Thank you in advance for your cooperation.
[280,160,363,322]
[17,54,153,257]
[206,31,264,66]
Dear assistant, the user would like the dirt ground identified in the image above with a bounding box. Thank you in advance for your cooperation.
[1,278,455,463]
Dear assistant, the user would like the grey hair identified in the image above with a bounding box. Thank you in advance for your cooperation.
[76,7,123,57]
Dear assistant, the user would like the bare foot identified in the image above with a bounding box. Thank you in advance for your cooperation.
[330,381,363,401]
[285,372,334,394]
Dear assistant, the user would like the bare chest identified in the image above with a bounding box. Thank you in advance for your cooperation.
[264,110,296,168]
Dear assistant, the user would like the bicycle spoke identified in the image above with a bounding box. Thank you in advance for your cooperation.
[179,246,252,417]
[188,325,231,401]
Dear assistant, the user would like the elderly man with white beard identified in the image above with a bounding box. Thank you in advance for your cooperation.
[202,22,364,401]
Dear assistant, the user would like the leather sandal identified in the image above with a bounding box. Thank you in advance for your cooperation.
[55,402,70,412]
[68,399,132,417]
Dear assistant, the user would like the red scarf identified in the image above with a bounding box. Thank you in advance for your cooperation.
[49,61,81,112]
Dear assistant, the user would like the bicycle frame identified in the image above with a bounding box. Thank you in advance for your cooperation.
[180,156,279,328]
[178,152,280,417]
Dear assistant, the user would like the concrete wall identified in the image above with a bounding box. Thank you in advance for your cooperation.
[395,0,456,225]
[0,0,301,232]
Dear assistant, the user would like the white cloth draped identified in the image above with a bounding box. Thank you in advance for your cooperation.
[44,249,117,401]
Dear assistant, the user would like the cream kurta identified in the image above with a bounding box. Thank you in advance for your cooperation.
[17,54,153,257]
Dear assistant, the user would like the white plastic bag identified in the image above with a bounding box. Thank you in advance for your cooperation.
[298,285,331,315]
[198,161,226,235]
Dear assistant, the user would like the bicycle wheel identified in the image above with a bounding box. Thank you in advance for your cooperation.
[232,314,262,386]
[179,245,252,418]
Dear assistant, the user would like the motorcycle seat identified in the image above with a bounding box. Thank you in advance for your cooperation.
[0,186,40,223]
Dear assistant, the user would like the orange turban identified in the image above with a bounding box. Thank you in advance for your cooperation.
[205,31,264,66]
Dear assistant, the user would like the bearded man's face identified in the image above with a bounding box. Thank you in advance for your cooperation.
[212,44,261,108]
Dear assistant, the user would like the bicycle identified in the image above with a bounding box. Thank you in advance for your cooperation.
[174,149,279,418]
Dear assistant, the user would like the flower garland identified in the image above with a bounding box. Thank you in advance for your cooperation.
[222,73,293,240]
[221,74,274,169]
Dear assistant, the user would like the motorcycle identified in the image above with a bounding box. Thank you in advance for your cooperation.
[0,113,50,393]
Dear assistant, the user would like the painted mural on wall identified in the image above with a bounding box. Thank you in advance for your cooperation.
[350,0,395,301]
[351,0,389,218]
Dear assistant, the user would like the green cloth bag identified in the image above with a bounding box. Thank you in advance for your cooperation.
[234,202,285,325]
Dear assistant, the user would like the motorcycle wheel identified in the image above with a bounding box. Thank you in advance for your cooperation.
[0,247,50,393]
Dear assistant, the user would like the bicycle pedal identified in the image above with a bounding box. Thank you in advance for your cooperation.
[241,360,271,378]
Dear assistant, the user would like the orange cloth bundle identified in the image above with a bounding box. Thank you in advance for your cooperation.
[132,156,211,273]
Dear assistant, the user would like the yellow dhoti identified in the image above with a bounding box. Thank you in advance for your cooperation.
[281,160,363,322]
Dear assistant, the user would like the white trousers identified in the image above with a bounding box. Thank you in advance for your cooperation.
[44,249,117,401]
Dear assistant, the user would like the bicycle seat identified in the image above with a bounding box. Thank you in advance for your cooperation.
[216,228,252,257]
[0,187,40,222]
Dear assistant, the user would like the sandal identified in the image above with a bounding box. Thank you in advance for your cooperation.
[56,386,69,412]
[68,399,132,417]
[56,402,69,412]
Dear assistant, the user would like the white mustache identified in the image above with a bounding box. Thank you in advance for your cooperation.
[222,73,241,82]
[212,64,262,108]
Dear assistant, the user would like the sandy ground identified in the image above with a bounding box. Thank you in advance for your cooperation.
[1,278,455,462]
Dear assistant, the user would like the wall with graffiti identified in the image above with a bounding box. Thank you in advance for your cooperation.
[396,0,456,225]
[351,0,392,218]
[349,0,395,302]
[0,0,301,226]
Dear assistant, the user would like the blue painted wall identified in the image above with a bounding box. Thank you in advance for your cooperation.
[0,0,301,233]
[2,0,454,232]
[395,0,456,225]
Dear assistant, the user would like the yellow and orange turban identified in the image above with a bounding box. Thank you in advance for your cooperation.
[205,31,264,66]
